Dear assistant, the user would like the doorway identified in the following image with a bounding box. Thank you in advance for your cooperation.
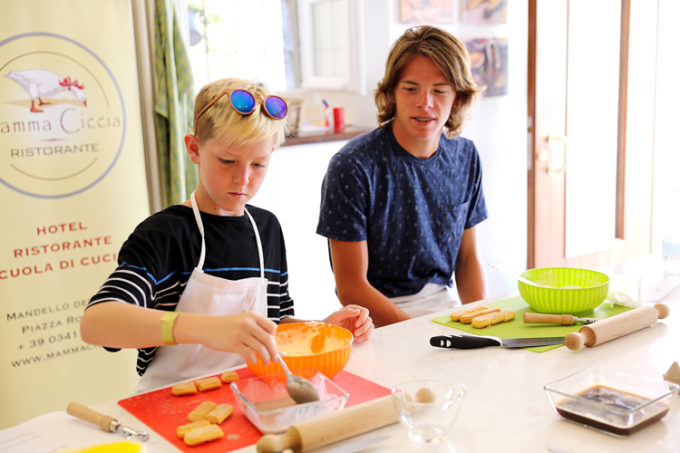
[527,0,658,269]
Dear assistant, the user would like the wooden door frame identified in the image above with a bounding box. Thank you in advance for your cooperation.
[615,0,631,240]
[527,0,536,268]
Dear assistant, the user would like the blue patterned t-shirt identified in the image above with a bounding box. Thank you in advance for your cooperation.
[316,125,488,298]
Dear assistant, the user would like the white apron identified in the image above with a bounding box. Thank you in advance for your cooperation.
[135,192,268,393]
[389,282,458,319]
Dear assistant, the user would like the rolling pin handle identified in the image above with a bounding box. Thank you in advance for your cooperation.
[523,313,575,325]
[654,303,669,319]
[257,429,301,453]
[66,401,118,433]
[564,332,584,350]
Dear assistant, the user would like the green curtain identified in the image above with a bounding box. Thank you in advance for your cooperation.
[154,0,196,206]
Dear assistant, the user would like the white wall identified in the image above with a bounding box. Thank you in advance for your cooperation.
[453,1,529,296]
[651,0,680,256]
[254,0,529,318]
[252,140,347,320]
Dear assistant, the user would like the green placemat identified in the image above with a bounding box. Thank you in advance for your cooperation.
[432,296,632,352]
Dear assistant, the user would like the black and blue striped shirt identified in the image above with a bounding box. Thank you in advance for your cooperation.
[87,204,295,376]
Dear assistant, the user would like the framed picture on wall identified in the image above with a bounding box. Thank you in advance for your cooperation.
[400,0,455,24]
[465,38,509,96]
[462,0,508,25]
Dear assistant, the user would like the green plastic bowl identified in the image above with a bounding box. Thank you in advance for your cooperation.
[518,267,610,314]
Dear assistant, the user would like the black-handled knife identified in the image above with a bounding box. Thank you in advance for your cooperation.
[430,334,564,349]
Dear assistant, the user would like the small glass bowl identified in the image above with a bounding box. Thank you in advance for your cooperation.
[544,366,679,437]
[392,380,465,443]
[230,369,348,434]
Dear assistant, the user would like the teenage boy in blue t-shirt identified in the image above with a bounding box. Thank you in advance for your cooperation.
[317,26,488,327]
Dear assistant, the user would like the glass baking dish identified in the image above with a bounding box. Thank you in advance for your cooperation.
[230,369,349,434]
[544,366,679,437]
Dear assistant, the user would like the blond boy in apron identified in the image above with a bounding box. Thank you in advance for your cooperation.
[81,78,373,393]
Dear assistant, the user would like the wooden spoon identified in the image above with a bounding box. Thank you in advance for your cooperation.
[276,355,320,404]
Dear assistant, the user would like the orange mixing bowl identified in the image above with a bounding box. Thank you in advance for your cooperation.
[246,322,353,378]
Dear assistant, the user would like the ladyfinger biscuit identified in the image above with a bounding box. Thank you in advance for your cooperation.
[206,403,233,424]
[183,424,224,446]
[449,305,488,322]
[460,307,501,323]
[195,376,222,392]
[188,401,217,422]
[471,311,515,328]
[220,371,239,384]
[171,381,198,396]
[176,420,211,438]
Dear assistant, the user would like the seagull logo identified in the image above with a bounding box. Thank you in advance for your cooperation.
[6,69,88,113]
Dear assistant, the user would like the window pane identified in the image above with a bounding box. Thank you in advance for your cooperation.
[187,0,288,92]
[311,0,346,77]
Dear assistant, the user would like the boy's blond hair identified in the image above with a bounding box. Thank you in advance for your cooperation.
[192,78,286,147]
[375,26,480,138]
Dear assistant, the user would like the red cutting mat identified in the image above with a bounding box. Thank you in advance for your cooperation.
[118,369,390,452]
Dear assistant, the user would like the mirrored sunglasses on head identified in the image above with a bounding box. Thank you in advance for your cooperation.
[193,88,288,136]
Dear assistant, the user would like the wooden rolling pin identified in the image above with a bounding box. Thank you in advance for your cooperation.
[256,395,397,453]
[564,303,669,351]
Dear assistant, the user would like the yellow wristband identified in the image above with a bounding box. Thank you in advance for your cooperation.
[161,312,179,345]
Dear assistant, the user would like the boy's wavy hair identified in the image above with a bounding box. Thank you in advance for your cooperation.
[192,78,286,147]
[374,25,481,138]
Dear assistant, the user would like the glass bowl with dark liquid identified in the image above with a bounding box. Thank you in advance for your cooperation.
[544,367,679,437]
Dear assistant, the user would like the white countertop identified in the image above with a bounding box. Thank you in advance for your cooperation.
[2,288,679,453]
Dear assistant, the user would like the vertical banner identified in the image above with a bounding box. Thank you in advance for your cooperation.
[0,0,149,427]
